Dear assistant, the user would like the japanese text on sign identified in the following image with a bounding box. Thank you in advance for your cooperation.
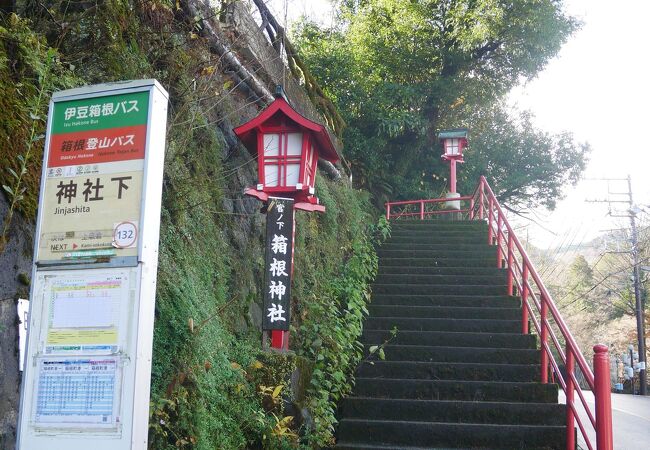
[262,198,294,331]
[37,90,150,262]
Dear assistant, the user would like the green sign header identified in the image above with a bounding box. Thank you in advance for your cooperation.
[52,91,150,134]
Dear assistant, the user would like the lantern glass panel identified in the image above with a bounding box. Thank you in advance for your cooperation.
[264,133,280,156]
[287,132,303,156]
[446,138,460,155]
[265,165,279,187]
[286,163,300,186]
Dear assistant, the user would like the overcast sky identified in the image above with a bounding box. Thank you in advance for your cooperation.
[506,0,650,249]
[265,0,650,249]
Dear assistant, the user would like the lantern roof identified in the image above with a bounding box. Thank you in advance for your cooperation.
[233,96,340,163]
[438,128,469,140]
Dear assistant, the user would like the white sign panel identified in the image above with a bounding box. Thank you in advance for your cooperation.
[18,299,29,372]
[17,80,168,450]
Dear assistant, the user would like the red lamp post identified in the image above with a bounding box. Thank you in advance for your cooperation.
[438,128,469,214]
[438,128,469,195]
[234,87,339,350]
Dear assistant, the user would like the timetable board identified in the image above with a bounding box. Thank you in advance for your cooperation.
[34,357,120,428]
[20,268,136,437]
[41,271,132,355]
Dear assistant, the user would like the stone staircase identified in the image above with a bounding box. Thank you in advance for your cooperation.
[335,220,566,449]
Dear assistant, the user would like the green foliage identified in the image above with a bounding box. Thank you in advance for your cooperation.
[294,0,587,208]
[0,12,79,245]
[292,189,387,446]
[559,254,598,312]
[569,255,594,289]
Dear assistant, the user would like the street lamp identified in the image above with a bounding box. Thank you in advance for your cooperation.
[438,128,468,209]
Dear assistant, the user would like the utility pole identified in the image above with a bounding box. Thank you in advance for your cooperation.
[586,176,647,395]
[627,176,647,395]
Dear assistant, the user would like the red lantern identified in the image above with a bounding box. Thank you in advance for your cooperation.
[439,128,468,162]
[438,128,468,194]
[234,90,339,212]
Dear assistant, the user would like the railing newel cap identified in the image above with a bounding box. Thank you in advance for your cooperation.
[593,344,608,353]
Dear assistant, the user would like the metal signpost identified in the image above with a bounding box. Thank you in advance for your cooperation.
[16,79,168,450]
[17,298,29,372]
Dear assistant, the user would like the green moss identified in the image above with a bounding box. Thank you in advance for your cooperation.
[0,13,79,220]
[17,272,30,286]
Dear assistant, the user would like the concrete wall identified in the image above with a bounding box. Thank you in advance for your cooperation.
[225,1,343,151]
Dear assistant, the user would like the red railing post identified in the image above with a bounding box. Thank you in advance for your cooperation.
[469,197,475,220]
[420,200,424,220]
[521,264,529,334]
[496,212,503,268]
[479,181,485,219]
[386,203,391,221]
[565,347,576,450]
[540,294,549,383]
[506,234,514,295]
[594,344,614,450]
[487,197,494,244]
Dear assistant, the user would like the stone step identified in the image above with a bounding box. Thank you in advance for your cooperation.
[387,234,489,244]
[352,378,558,403]
[377,266,506,276]
[357,361,540,382]
[378,248,497,259]
[380,257,496,267]
[372,283,507,296]
[339,398,566,425]
[364,345,539,364]
[365,317,520,333]
[381,243,495,252]
[375,273,507,285]
[362,329,536,349]
[368,304,520,320]
[336,419,565,449]
[370,294,520,308]
[336,444,477,450]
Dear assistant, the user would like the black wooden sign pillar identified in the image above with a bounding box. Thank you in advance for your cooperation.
[262,197,295,349]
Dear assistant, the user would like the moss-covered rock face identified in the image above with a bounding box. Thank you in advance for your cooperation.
[0,13,79,243]
[1,2,381,448]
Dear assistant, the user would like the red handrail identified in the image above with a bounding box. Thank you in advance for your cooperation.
[384,177,614,450]
[385,195,473,221]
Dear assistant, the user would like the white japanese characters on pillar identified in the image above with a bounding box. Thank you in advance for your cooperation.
[263,198,294,331]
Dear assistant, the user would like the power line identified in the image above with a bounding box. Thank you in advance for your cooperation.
[583,175,647,394]
[543,219,596,280]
